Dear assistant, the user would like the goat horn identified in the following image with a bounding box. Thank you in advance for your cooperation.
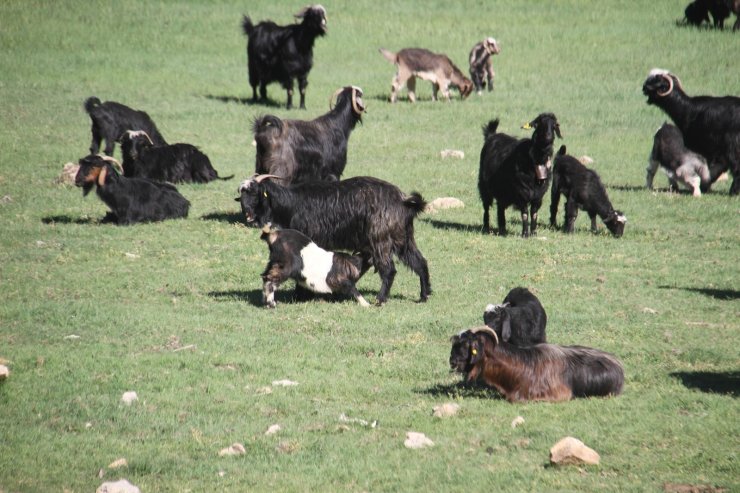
[350,87,365,115]
[329,87,344,110]
[657,73,674,97]
[254,174,281,183]
[469,325,499,344]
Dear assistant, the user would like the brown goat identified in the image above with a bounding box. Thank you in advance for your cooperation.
[449,326,624,402]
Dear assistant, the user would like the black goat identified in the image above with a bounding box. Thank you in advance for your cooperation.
[253,86,366,184]
[120,131,233,184]
[684,0,731,28]
[549,146,626,237]
[478,113,561,237]
[647,123,711,196]
[242,5,327,109]
[84,97,166,156]
[236,175,431,305]
[643,69,740,195]
[260,225,370,308]
[483,287,547,346]
[74,154,190,225]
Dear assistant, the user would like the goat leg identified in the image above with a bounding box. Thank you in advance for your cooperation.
[375,259,397,305]
[564,200,578,233]
[529,208,539,236]
[262,280,278,308]
[588,212,598,233]
[496,204,507,236]
[520,211,529,238]
[298,77,308,110]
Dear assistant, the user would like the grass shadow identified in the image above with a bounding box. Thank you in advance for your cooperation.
[416,381,504,400]
[659,285,740,300]
[671,371,740,397]
[208,288,384,307]
[422,218,484,234]
[42,215,96,225]
[200,212,245,224]
[203,94,283,108]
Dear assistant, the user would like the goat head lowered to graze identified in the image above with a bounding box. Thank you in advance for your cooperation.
[259,225,370,308]
[478,113,561,237]
[379,47,474,103]
[252,86,366,184]
[74,154,189,225]
[449,326,624,403]
[642,69,740,195]
[236,174,431,305]
[84,96,166,157]
[242,5,327,109]
[483,287,547,346]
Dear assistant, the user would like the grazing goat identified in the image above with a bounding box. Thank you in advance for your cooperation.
[468,37,501,94]
[478,113,561,236]
[253,86,366,184]
[647,123,711,196]
[242,5,327,109]
[379,48,474,103]
[483,287,547,346]
[449,326,624,402]
[643,69,740,195]
[74,154,190,225]
[84,96,166,156]
[684,0,731,28]
[236,175,431,305]
[120,131,233,184]
[550,146,627,237]
[260,225,370,308]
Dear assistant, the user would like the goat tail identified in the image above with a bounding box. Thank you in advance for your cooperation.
[378,48,397,64]
[217,174,235,181]
[403,192,427,216]
[84,96,102,114]
[241,15,254,36]
[482,119,500,139]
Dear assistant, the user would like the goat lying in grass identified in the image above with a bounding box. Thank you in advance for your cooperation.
[449,326,624,402]
[74,154,189,225]
[483,287,547,346]
[84,96,166,156]
[550,146,626,237]
[260,225,370,307]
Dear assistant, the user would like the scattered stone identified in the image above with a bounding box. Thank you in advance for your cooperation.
[64,334,81,340]
[275,440,300,454]
[124,252,140,259]
[218,470,226,477]
[56,162,80,185]
[643,307,658,314]
[265,424,281,435]
[272,379,298,387]
[425,197,465,214]
[96,479,141,493]
[36,240,46,247]
[0,194,12,204]
[107,458,128,469]
[339,413,378,428]
[219,443,246,457]
[0,365,9,381]
[256,386,273,395]
[86,422,93,429]
[432,403,460,418]
[121,391,138,405]
[578,155,594,165]
[596,275,606,284]
[404,431,434,449]
[549,436,600,466]
[511,416,525,428]
[440,149,465,159]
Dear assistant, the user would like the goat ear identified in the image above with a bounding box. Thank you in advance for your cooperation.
[555,123,562,139]
[501,312,511,342]
[558,145,567,156]
[97,166,108,187]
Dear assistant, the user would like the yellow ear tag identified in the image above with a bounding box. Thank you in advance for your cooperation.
[471,348,477,355]
[263,191,268,198]
[521,122,532,130]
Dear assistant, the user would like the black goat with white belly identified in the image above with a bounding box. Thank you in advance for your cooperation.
[260,225,369,307]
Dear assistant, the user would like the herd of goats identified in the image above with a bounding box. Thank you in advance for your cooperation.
[68,5,739,403]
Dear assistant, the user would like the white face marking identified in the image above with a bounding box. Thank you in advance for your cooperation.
[649,68,670,77]
[299,242,334,294]
[484,303,497,313]
[237,179,254,194]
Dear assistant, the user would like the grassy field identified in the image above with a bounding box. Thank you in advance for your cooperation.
[0,0,738,491]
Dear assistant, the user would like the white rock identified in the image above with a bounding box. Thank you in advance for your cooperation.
[265,424,281,435]
[0,365,9,381]
[425,197,465,214]
[578,155,594,165]
[432,403,460,418]
[549,436,600,465]
[271,379,298,387]
[107,458,128,469]
[219,443,246,456]
[511,416,525,428]
[404,431,434,449]
[440,149,465,159]
[96,479,141,493]
[64,334,81,340]
[120,391,138,405]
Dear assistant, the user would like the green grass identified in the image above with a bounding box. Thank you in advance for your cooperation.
[1,0,738,491]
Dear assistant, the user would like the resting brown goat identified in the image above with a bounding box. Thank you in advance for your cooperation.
[449,326,624,402]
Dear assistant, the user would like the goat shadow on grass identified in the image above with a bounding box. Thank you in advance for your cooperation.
[659,285,740,301]
[417,381,504,400]
[671,371,740,397]
[208,288,383,308]
[422,218,483,234]
[200,212,245,225]
[42,215,96,225]
[203,94,283,108]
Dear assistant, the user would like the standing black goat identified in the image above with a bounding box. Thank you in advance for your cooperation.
[74,154,190,225]
[643,69,740,195]
[236,175,431,305]
[478,113,561,237]
[120,131,233,184]
[242,5,327,109]
[550,146,626,237]
[84,96,166,157]
[253,86,366,184]
[647,123,711,196]
[483,287,547,347]
[260,225,370,308]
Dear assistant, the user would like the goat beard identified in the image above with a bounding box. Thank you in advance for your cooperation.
[82,183,94,196]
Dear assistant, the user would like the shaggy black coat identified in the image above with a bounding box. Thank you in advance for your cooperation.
[120,132,232,184]
[84,97,166,156]
[550,146,626,237]
[74,154,189,225]
[253,86,365,184]
[260,227,369,307]
[236,176,431,304]
[483,287,547,346]
[647,123,711,195]
[643,70,740,195]
[478,113,561,236]
[242,5,327,109]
